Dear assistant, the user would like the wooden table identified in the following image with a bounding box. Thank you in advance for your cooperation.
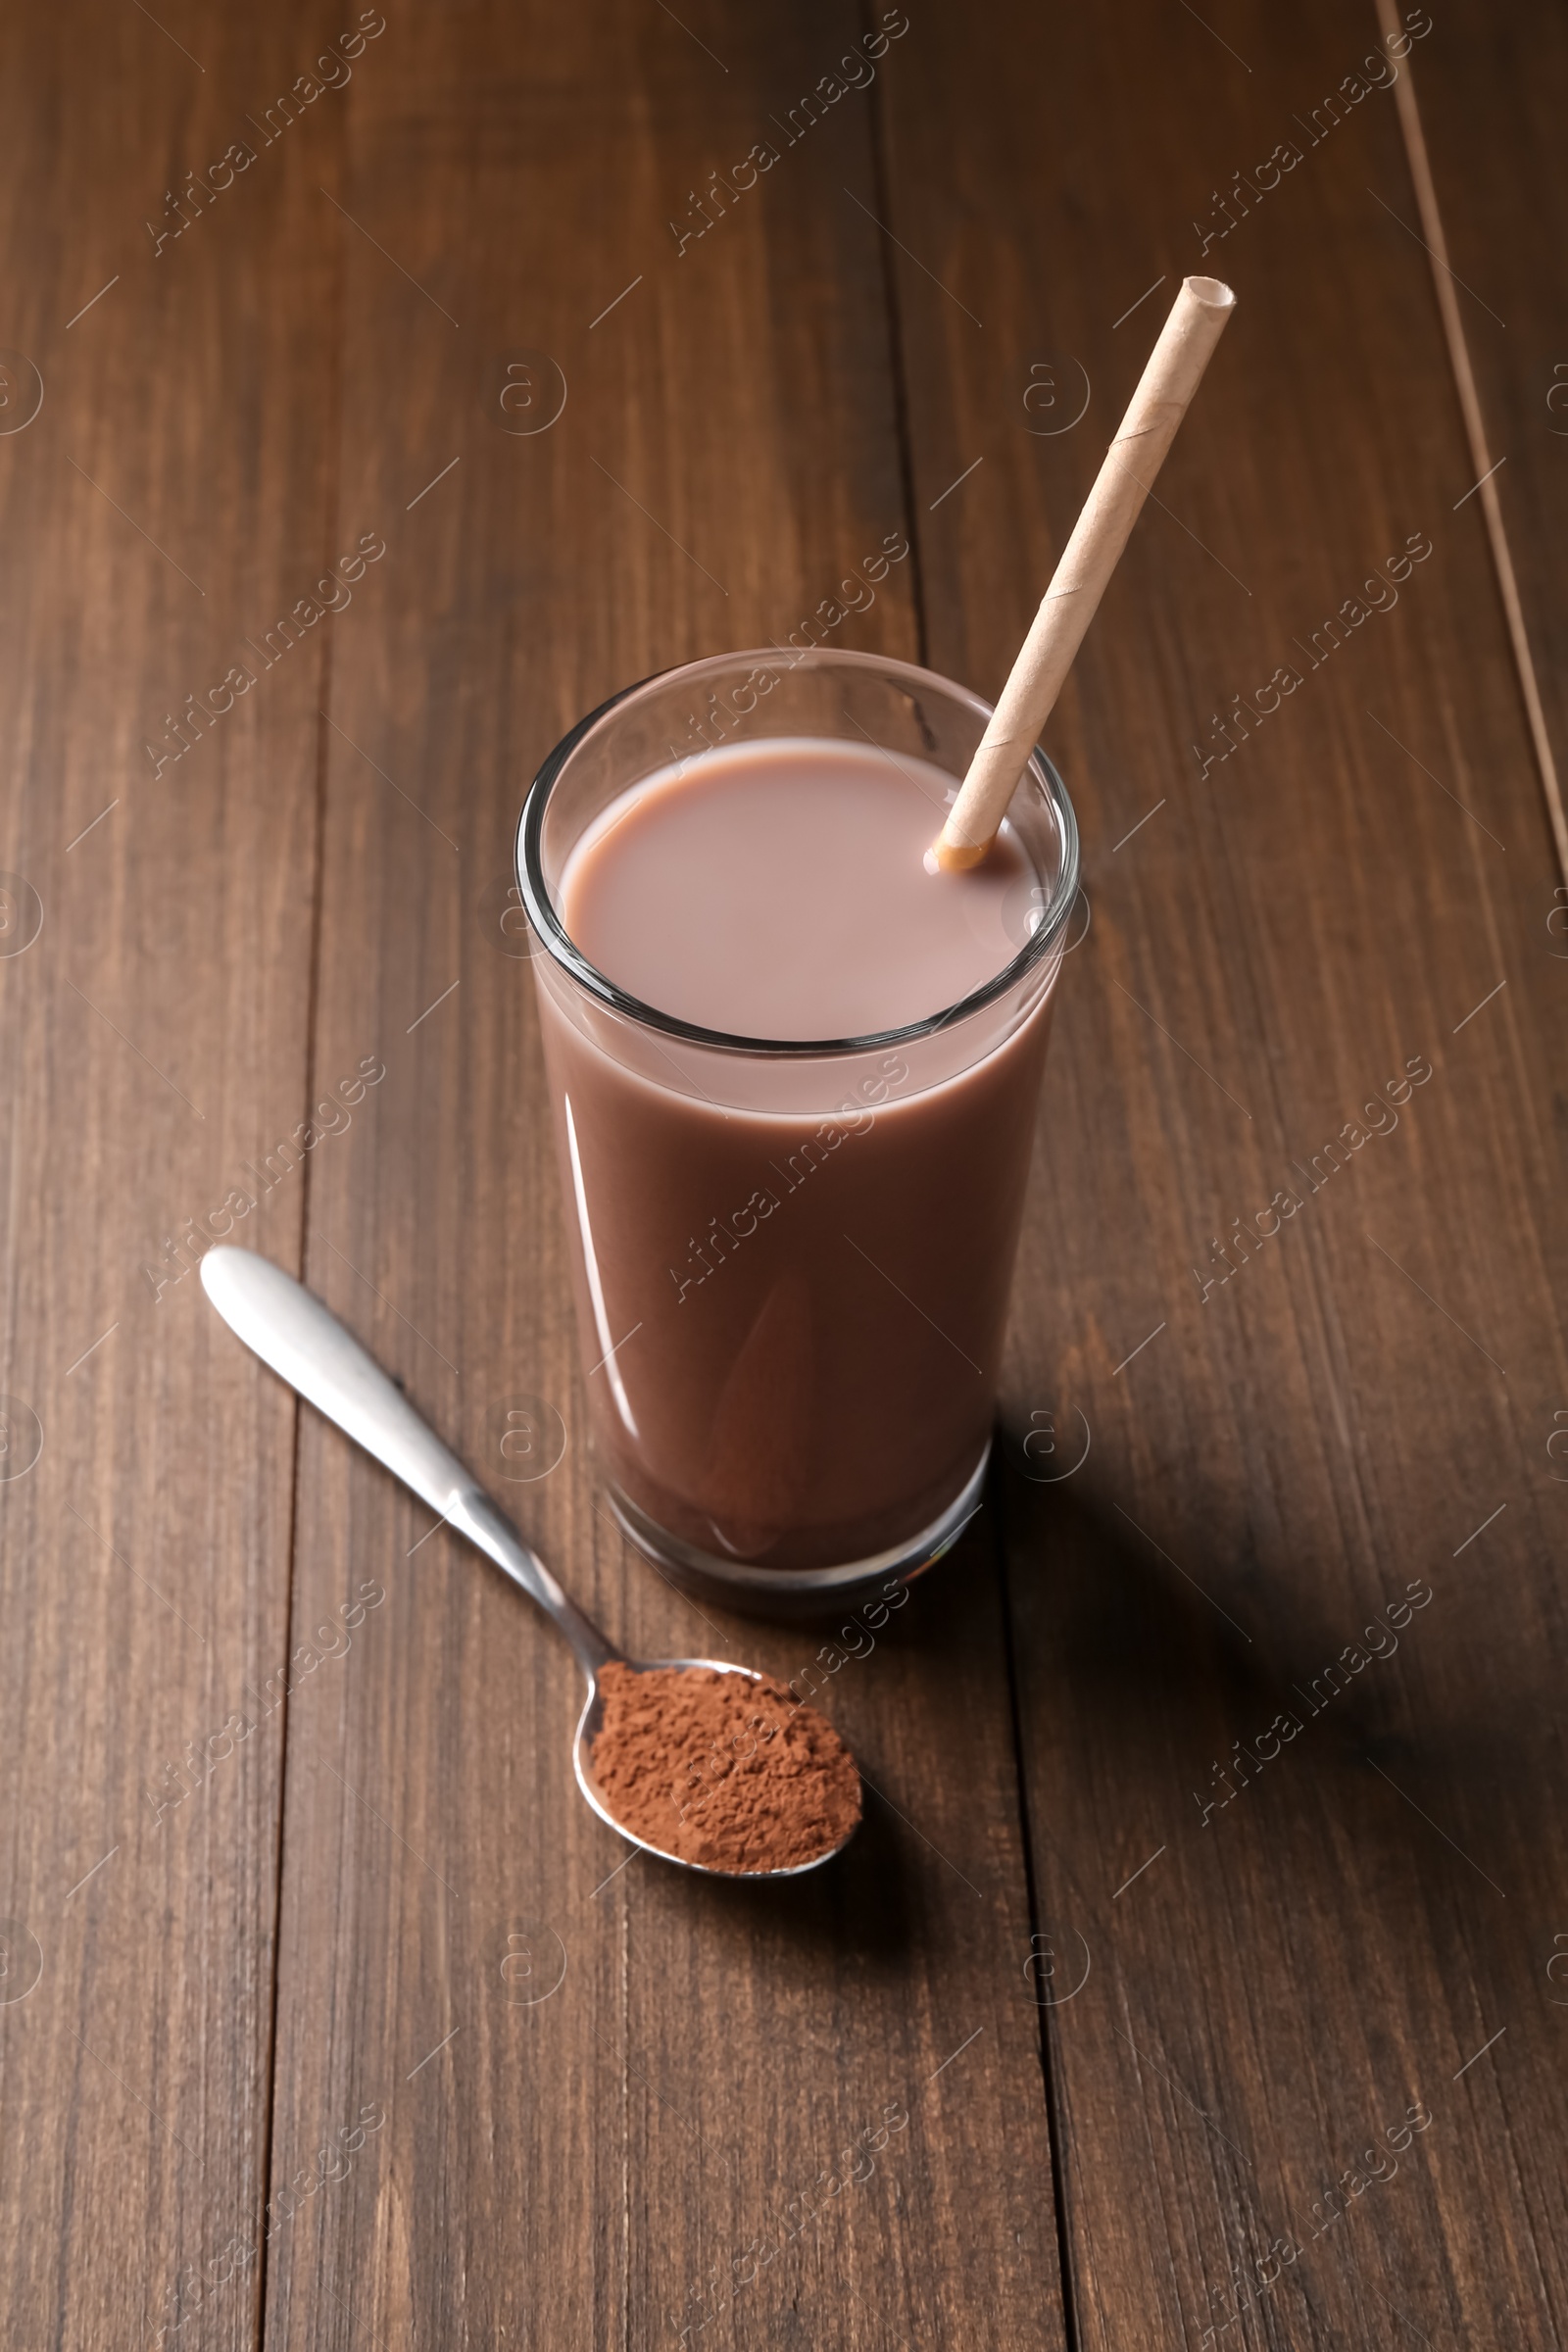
[3,1,1564,2342]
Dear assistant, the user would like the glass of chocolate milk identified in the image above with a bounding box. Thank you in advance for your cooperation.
[516,649,1078,1613]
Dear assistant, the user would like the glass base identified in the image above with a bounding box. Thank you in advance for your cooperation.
[606,1442,991,1621]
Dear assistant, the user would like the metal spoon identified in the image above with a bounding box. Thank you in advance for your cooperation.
[199,1246,858,1879]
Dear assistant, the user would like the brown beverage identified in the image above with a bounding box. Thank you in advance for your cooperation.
[519,652,1078,1606]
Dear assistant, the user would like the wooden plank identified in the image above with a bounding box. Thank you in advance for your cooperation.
[262,6,1067,2348]
[0,2,347,2345]
[1384,0,1568,878]
[880,1,1568,2344]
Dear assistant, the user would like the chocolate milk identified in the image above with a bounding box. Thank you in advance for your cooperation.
[533,736,1057,1573]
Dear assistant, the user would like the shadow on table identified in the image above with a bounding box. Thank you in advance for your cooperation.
[662,1778,922,1968]
[994,1456,1535,1950]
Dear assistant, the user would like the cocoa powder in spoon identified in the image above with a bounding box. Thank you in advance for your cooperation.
[590,1662,860,1874]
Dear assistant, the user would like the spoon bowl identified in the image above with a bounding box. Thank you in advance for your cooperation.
[573,1657,858,1879]
[200,1248,859,1880]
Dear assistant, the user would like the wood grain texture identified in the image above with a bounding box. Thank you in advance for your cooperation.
[0,1,345,2344]
[878,0,1568,2345]
[1388,0,1568,880]
[6,0,1565,2345]
[261,5,1067,2348]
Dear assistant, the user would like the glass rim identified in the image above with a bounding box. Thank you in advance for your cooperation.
[514,646,1081,1059]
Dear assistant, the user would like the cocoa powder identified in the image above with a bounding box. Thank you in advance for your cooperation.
[590,1663,860,1873]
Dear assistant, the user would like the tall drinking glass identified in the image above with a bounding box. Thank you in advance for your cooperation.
[517,648,1078,1614]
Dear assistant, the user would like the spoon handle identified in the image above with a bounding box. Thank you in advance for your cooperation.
[200,1246,616,1678]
